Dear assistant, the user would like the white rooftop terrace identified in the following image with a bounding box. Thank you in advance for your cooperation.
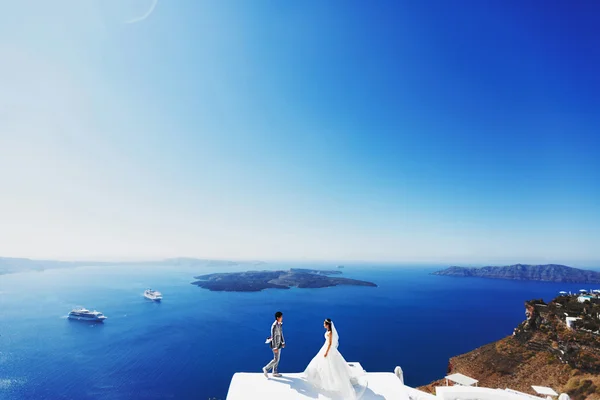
[226,372,409,400]
[225,364,565,400]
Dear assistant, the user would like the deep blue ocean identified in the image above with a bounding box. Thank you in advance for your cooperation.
[0,263,595,399]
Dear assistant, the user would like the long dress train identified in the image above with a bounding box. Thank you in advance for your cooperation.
[304,323,357,399]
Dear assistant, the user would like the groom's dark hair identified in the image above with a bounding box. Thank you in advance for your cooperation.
[275,311,283,320]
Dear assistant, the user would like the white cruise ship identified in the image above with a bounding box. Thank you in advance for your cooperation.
[225,363,566,400]
[68,307,107,322]
[144,289,163,301]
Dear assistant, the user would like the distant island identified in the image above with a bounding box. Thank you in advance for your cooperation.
[0,256,263,275]
[191,268,377,292]
[433,264,600,284]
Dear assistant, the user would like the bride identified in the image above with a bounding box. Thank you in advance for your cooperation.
[304,319,357,399]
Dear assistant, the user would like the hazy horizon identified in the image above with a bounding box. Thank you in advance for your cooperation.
[1,254,599,269]
[1,1,599,263]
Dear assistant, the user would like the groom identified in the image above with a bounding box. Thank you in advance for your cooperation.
[263,311,285,378]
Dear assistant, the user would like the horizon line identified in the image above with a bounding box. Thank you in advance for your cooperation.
[1,255,598,268]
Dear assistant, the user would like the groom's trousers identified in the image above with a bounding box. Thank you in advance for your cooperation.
[264,349,280,374]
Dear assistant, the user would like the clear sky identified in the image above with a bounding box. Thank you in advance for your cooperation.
[1,1,599,265]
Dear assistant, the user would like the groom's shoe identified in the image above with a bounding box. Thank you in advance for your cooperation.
[262,367,269,378]
[273,373,282,377]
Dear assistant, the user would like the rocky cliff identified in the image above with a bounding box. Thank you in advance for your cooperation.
[433,264,600,283]
[419,295,600,399]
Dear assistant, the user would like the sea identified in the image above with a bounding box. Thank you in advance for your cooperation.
[0,262,595,400]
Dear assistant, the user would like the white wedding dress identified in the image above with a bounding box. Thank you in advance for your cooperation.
[304,322,358,400]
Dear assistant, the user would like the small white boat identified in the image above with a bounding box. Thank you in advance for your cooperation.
[68,307,107,322]
[144,289,163,301]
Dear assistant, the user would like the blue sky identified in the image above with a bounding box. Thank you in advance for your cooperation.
[0,1,599,264]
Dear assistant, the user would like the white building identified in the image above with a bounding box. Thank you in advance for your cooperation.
[565,316,582,329]
[577,295,592,303]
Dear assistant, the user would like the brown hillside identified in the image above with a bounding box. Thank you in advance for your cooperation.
[419,296,600,400]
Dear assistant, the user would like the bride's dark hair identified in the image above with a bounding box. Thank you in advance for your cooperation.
[324,318,332,332]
